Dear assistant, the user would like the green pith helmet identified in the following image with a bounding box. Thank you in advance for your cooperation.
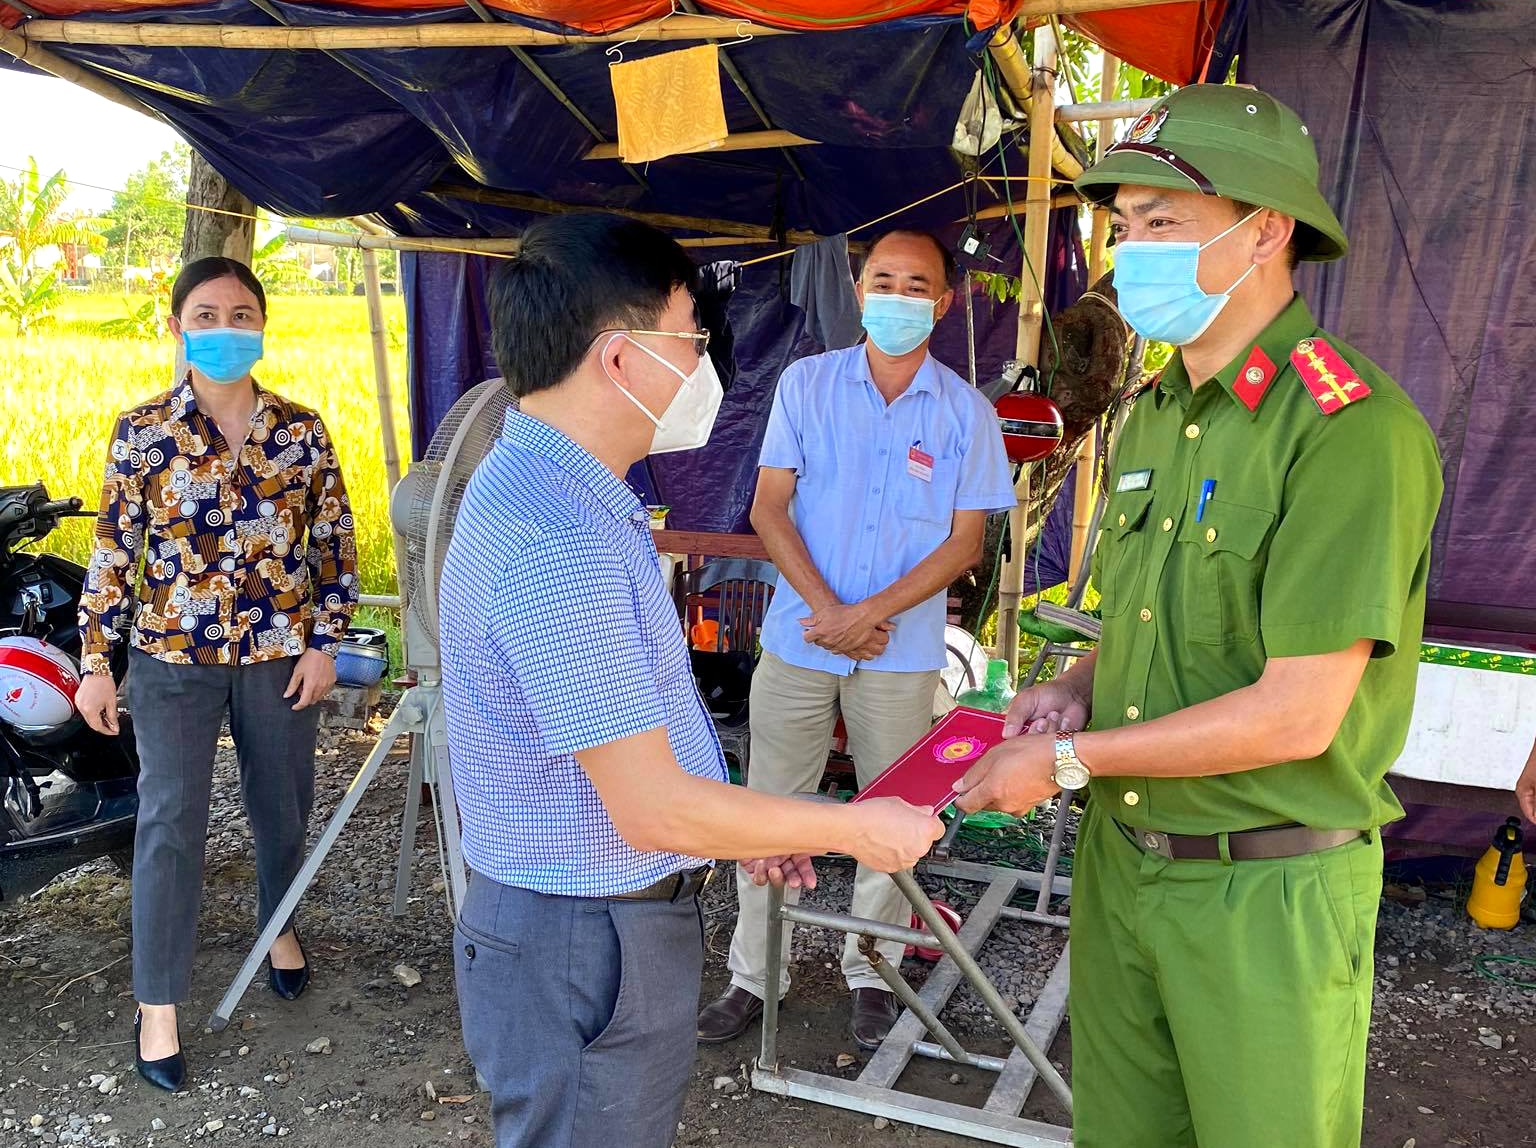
[1075,84,1349,262]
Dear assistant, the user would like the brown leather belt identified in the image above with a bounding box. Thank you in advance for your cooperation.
[609,865,714,902]
[1117,821,1367,862]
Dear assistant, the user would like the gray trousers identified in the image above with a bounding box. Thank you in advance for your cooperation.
[125,650,318,1004]
[455,871,704,1148]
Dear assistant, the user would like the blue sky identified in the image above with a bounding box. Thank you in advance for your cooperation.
[0,70,182,212]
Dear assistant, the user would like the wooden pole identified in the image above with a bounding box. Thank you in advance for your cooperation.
[1087,56,1121,284]
[18,2,1170,49]
[1056,96,1155,124]
[17,15,790,49]
[284,224,782,254]
[427,183,825,246]
[1069,54,1119,585]
[986,24,1081,184]
[994,21,1057,675]
[361,247,409,610]
[0,27,161,120]
[583,129,818,161]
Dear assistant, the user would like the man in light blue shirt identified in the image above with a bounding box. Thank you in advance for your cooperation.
[438,214,942,1148]
[699,229,1016,1050]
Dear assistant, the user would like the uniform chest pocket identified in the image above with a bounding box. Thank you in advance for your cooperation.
[1179,501,1275,645]
[1095,491,1153,617]
[904,458,962,525]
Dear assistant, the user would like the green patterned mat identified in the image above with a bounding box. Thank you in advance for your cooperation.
[1420,644,1536,676]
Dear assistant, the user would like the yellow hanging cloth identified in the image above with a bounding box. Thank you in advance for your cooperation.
[610,44,729,163]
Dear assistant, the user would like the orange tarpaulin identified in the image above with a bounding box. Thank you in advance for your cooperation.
[1065,1,1228,83]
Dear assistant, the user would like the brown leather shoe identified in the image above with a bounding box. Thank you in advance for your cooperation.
[850,988,901,1051]
[697,985,765,1044]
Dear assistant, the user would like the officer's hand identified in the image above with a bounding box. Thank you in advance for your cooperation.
[843,798,945,873]
[741,854,818,890]
[1516,740,1536,825]
[1002,679,1090,738]
[75,673,120,736]
[953,732,1061,816]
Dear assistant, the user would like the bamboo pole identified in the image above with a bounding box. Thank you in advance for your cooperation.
[1087,57,1121,284]
[0,27,161,121]
[427,183,825,246]
[583,129,818,161]
[1070,54,1118,586]
[17,0,1169,48]
[971,190,1081,220]
[17,15,789,49]
[361,247,410,611]
[285,224,780,253]
[993,22,1057,675]
[986,21,1081,183]
[1056,96,1156,124]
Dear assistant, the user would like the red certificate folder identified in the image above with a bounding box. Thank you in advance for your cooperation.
[849,706,1007,812]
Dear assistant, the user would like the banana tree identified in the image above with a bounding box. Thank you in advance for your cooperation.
[0,158,108,334]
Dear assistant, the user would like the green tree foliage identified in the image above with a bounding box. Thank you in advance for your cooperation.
[104,145,190,275]
[0,158,108,335]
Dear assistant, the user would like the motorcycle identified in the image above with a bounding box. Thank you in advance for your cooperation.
[0,483,139,905]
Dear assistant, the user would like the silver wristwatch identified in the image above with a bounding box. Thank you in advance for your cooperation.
[1052,732,1091,791]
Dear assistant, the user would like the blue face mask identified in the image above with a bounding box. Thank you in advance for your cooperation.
[182,328,264,384]
[1112,209,1262,345]
[861,293,936,357]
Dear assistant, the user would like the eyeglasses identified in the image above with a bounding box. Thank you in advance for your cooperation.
[598,328,711,356]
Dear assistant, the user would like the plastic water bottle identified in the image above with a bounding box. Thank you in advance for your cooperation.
[956,658,1016,714]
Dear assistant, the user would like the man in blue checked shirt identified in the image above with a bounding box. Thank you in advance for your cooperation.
[437,213,944,1148]
[698,229,1016,1051]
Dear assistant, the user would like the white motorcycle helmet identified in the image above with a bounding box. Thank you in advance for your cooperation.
[0,636,82,735]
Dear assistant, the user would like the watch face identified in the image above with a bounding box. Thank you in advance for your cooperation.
[1054,762,1090,791]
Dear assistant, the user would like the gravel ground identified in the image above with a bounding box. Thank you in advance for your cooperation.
[2,714,1534,1147]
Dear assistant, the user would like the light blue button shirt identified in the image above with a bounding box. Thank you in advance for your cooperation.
[757,345,1016,675]
[439,409,727,897]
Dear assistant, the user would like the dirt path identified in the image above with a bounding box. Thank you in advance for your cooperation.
[3,722,1533,1147]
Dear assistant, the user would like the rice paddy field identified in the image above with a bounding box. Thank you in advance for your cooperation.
[0,291,410,645]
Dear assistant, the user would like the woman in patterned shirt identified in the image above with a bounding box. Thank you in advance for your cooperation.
[75,257,359,1091]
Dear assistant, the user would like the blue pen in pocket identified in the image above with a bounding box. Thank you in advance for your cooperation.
[1196,479,1216,523]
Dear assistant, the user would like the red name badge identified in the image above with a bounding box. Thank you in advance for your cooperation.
[907,445,934,482]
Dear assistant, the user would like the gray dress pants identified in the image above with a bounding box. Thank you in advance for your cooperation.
[125,650,319,1004]
[455,870,705,1148]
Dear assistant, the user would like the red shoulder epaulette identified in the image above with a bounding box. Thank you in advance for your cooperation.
[1291,337,1371,415]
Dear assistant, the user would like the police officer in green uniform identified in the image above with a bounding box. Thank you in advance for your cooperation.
[954,84,1443,1146]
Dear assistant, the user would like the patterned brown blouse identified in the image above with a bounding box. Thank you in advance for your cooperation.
[78,377,359,675]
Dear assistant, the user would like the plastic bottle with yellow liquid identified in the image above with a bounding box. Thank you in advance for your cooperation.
[1467,817,1527,930]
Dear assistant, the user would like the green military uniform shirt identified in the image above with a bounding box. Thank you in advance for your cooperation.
[1088,293,1443,833]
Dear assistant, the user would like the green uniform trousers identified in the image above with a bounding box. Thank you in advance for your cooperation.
[1069,801,1382,1147]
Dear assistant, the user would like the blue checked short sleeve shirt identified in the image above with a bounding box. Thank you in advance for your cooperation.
[439,408,727,896]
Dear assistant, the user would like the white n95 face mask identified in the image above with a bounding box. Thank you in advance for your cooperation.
[606,334,724,454]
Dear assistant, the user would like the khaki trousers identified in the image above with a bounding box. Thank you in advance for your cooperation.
[727,651,940,998]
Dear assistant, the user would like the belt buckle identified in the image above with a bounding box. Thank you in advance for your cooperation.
[1139,830,1174,859]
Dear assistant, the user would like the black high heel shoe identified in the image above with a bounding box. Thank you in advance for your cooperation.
[268,930,310,1001]
[134,1009,186,1093]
